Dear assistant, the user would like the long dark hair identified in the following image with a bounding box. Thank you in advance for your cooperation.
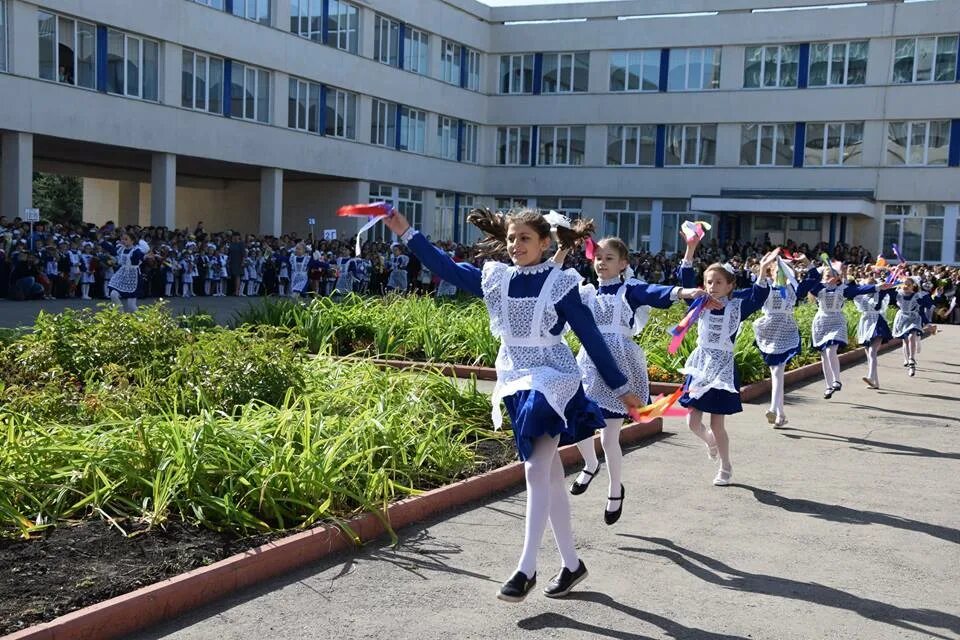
[466,208,595,258]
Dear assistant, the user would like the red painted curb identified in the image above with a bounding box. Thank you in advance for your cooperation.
[3,421,661,640]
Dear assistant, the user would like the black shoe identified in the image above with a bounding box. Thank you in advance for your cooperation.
[569,464,600,496]
[823,388,834,399]
[604,484,625,525]
[832,381,842,391]
[544,560,588,598]
[497,571,536,603]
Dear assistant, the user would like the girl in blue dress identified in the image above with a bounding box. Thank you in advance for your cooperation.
[886,276,932,377]
[107,233,149,312]
[679,233,778,486]
[853,275,892,389]
[382,207,643,603]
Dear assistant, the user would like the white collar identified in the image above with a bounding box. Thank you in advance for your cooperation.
[598,277,622,287]
[514,262,552,275]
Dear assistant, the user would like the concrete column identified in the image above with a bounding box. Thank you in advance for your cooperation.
[271,71,288,128]
[582,197,605,232]
[272,0,291,32]
[585,124,607,167]
[861,120,887,168]
[9,0,39,77]
[260,167,283,237]
[587,50,608,93]
[150,153,177,228]
[649,199,664,254]
[720,45,745,90]
[715,123,742,167]
[160,42,182,106]
[867,38,894,87]
[359,6,376,59]
[1,131,33,221]
[421,189,438,240]
[117,181,141,227]
[356,94,373,145]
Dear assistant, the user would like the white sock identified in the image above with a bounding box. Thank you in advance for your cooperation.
[517,435,560,577]
[81,283,89,298]
[164,283,172,296]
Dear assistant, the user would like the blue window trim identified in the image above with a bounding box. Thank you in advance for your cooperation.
[655,124,666,167]
[394,103,403,150]
[659,49,669,92]
[223,60,233,118]
[793,122,806,167]
[453,193,462,243]
[798,43,810,89]
[321,0,330,45]
[949,119,960,167]
[839,215,848,244]
[530,126,538,166]
[828,213,837,250]
[319,85,328,136]
[533,53,543,94]
[225,0,234,13]
[456,119,464,162]
[956,37,960,82]
[95,25,108,92]
[459,46,468,88]
[398,22,406,70]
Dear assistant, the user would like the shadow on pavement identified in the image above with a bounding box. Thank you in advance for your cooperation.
[777,427,960,459]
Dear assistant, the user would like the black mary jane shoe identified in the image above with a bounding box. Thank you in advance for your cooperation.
[544,560,589,598]
[497,571,536,603]
[569,464,601,496]
[832,381,842,392]
[604,484,625,525]
[823,388,834,399]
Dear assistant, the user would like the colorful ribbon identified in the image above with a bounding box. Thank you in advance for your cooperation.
[681,220,712,243]
[337,202,394,256]
[891,243,906,264]
[774,256,798,299]
[667,295,707,355]
[584,236,597,260]
[628,386,688,424]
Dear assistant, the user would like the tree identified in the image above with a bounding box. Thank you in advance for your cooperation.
[32,173,82,223]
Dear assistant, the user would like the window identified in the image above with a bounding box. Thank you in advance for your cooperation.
[661,202,709,256]
[882,203,945,262]
[435,191,457,241]
[0,1,6,72]
[287,77,321,133]
[37,11,96,89]
[499,54,534,94]
[397,187,423,231]
[231,62,270,122]
[437,116,458,160]
[399,107,426,153]
[542,52,589,93]
[325,87,357,139]
[804,122,864,166]
[538,198,583,219]
[665,124,717,166]
[368,183,395,243]
[496,197,529,211]
[886,120,951,166]
[809,40,868,86]
[290,0,323,42]
[461,121,479,163]
[668,48,721,91]
[609,50,660,92]
[327,0,359,54]
[107,29,159,100]
[538,126,586,166]
[740,124,795,166]
[193,0,224,8]
[744,44,800,88]
[371,99,397,147]
[606,125,657,166]
[182,49,224,114]
[404,27,428,74]
[459,194,480,243]
[603,199,653,251]
[466,49,481,90]
[893,35,958,83]
[440,40,462,85]
[233,0,269,24]
[374,14,400,67]
[789,217,821,232]
[497,126,533,165]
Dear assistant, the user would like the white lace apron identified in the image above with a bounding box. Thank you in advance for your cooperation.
[68,251,82,279]
[893,293,922,337]
[335,258,357,292]
[752,283,800,355]
[854,292,883,344]
[812,287,848,347]
[482,262,582,431]
[577,280,649,414]
[81,255,96,284]
[290,255,310,292]
[680,298,742,399]
[388,256,408,291]
[107,247,140,294]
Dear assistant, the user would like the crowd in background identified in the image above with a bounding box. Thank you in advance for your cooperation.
[2,215,958,323]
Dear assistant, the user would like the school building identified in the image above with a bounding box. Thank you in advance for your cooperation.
[0,0,958,262]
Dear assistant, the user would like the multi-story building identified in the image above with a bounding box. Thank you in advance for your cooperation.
[0,0,958,262]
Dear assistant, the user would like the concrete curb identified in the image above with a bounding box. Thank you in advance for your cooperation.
[3,421,662,640]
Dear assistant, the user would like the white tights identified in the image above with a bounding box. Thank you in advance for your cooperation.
[109,290,137,312]
[820,344,841,389]
[575,418,624,511]
[768,364,786,419]
[903,333,920,362]
[688,409,730,471]
[517,435,579,578]
[865,339,880,383]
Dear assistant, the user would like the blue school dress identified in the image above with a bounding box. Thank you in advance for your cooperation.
[854,291,893,346]
[752,270,818,366]
[107,244,145,299]
[808,270,880,351]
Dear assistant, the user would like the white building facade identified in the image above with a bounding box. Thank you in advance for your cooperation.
[0,0,958,262]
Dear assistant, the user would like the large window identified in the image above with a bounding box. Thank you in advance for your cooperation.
[603,199,653,251]
[467,49,481,91]
[287,77,321,133]
[435,191,457,241]
[744,44,800,88]
[660,201,707,256]
[182,49,224,114]
[497,126,533,165]
[233,0,269,24]
[399,107,426,153]
[538,198,582,219]
[538,126,586,166]
[668,48,721,91]
[404,27,428,74]
[886,120,951,166]
[327,0,359,54]
[804,122,864,166]
[809,40,868,86]
[459,194,480,244]
[193,0,224,8]
[542,52,589,93]
[609,50,660,92]
[230,62,269,122]
[882,204,945,262]
[371,99,397,147]
[290,0,322,41]
[374,14,400,67]
[368,182,395,243]
[499,54,534,94]
[397,187,423,231]
[893,35,958,84]
[665,124,717,166]
[38,11,96,89]
[741,124,795,166]
[107,29,159,101]
[326,87,357,139]
[461,121,480,163]
[0,1,6,72]
[437,116,458,160]
[606,125,657,166]
[440,40,461,85]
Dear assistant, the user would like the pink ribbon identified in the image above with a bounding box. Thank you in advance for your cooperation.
[667,296,707,354]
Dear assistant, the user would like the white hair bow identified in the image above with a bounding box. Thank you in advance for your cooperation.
[543,210,572,243]
[721,262,736,274]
